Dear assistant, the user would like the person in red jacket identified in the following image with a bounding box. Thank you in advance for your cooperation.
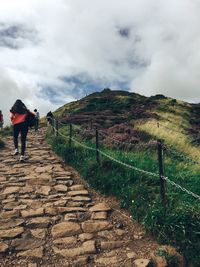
[10,100,29,162]
[0,110,3,130]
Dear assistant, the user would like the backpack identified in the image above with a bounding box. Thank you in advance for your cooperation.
[26,111,36,128]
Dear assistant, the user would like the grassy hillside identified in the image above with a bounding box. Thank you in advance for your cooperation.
[48,89,200,266]
[54,88,199,159]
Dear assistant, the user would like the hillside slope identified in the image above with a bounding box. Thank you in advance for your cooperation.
[54,88,200,161]
[47,89,200,266]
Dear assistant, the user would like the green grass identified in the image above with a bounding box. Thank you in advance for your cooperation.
[46,126,200,266]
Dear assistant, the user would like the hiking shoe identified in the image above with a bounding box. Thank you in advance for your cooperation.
[12,149,19,155]
[19,155,26,162]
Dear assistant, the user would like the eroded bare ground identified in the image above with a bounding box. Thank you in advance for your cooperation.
[0,129,158,267]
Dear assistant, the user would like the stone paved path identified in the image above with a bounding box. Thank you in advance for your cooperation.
[0,129,158,267]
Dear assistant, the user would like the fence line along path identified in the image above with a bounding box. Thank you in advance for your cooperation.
[0,128,158,267]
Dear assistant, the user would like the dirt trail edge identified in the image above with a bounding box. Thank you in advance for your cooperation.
[0,129,158,267]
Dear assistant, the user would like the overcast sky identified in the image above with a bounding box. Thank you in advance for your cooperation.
[0,0,200,123]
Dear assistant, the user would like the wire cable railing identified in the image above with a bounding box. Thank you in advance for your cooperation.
[50,119,200,202]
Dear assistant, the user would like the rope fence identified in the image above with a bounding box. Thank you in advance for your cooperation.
[50,118,200,204]
[164,145,200,165]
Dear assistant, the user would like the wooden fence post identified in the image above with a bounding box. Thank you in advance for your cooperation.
[52,118,55,134]
[69,124,72,147]
[157,139,167,208]
[96,128,100,164]
[55,119,58,137]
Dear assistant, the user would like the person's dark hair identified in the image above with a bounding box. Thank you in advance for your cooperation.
[10,99,27,114]
[34,109,37,112]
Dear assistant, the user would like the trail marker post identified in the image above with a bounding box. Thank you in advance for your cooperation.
[157,139,167,208]
[90,120,93,130]
[52,118,55,134]
[69,124,72,147]
[55,119,58,137]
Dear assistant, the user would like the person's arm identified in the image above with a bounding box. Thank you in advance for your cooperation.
[10,112,15,122]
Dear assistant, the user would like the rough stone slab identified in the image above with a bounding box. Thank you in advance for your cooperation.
[52,222,82,239]
[54,171,71,177]
[65,180,74,186]
[21,208,44,218]
[19,186,34,194]
[0,242,9,253]
[13,204,28,211]
[115,229,126,236]
[70,185,85,191]
[3,202,21,211]
[18,246,44,258]
[28,263,38,267]
[72,196,91,202]
[27,217,51,228]
[11,238,45,251]
[0,227,24,239]
[53,240,96,257]
[0,177,6,182]
[45,207,58,216]
[2,198,16,204]
[53,199,68,207]
[54,184,68,192]
[53,236,77,245]
[91,212,107,220]
[67,201,84,207]
[78,233,94,242]
[36,186,51,196]
[89,203,111,212]
[0,210,20,219]
[101,241,131,250]
[73,256,90,267]
[64,214,77,222]
[67,190,89,196]
[18,176,35,182]
[27,177,51,186]
[134,259,150,267]
[35,166,53,173]
[2,186,20,195]
[52,165,65,172]
[0,219,24,230]
[127,252,137,259]
[97,230,115,240]
[82,221,111,233]
[95,256,119,265]
[31,229,47,239]
[4,182,25,187]
[57,207,87,213]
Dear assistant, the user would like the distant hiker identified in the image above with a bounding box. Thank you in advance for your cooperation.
[34,109,40,131]
[10,100,29,162]
[46,111,54,126]
[0,110,4,130]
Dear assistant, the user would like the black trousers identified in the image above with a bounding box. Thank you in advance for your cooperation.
[35,118,39,131]
[13,122,28,155]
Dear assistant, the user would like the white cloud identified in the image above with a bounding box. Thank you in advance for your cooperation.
[0,0,200,125]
